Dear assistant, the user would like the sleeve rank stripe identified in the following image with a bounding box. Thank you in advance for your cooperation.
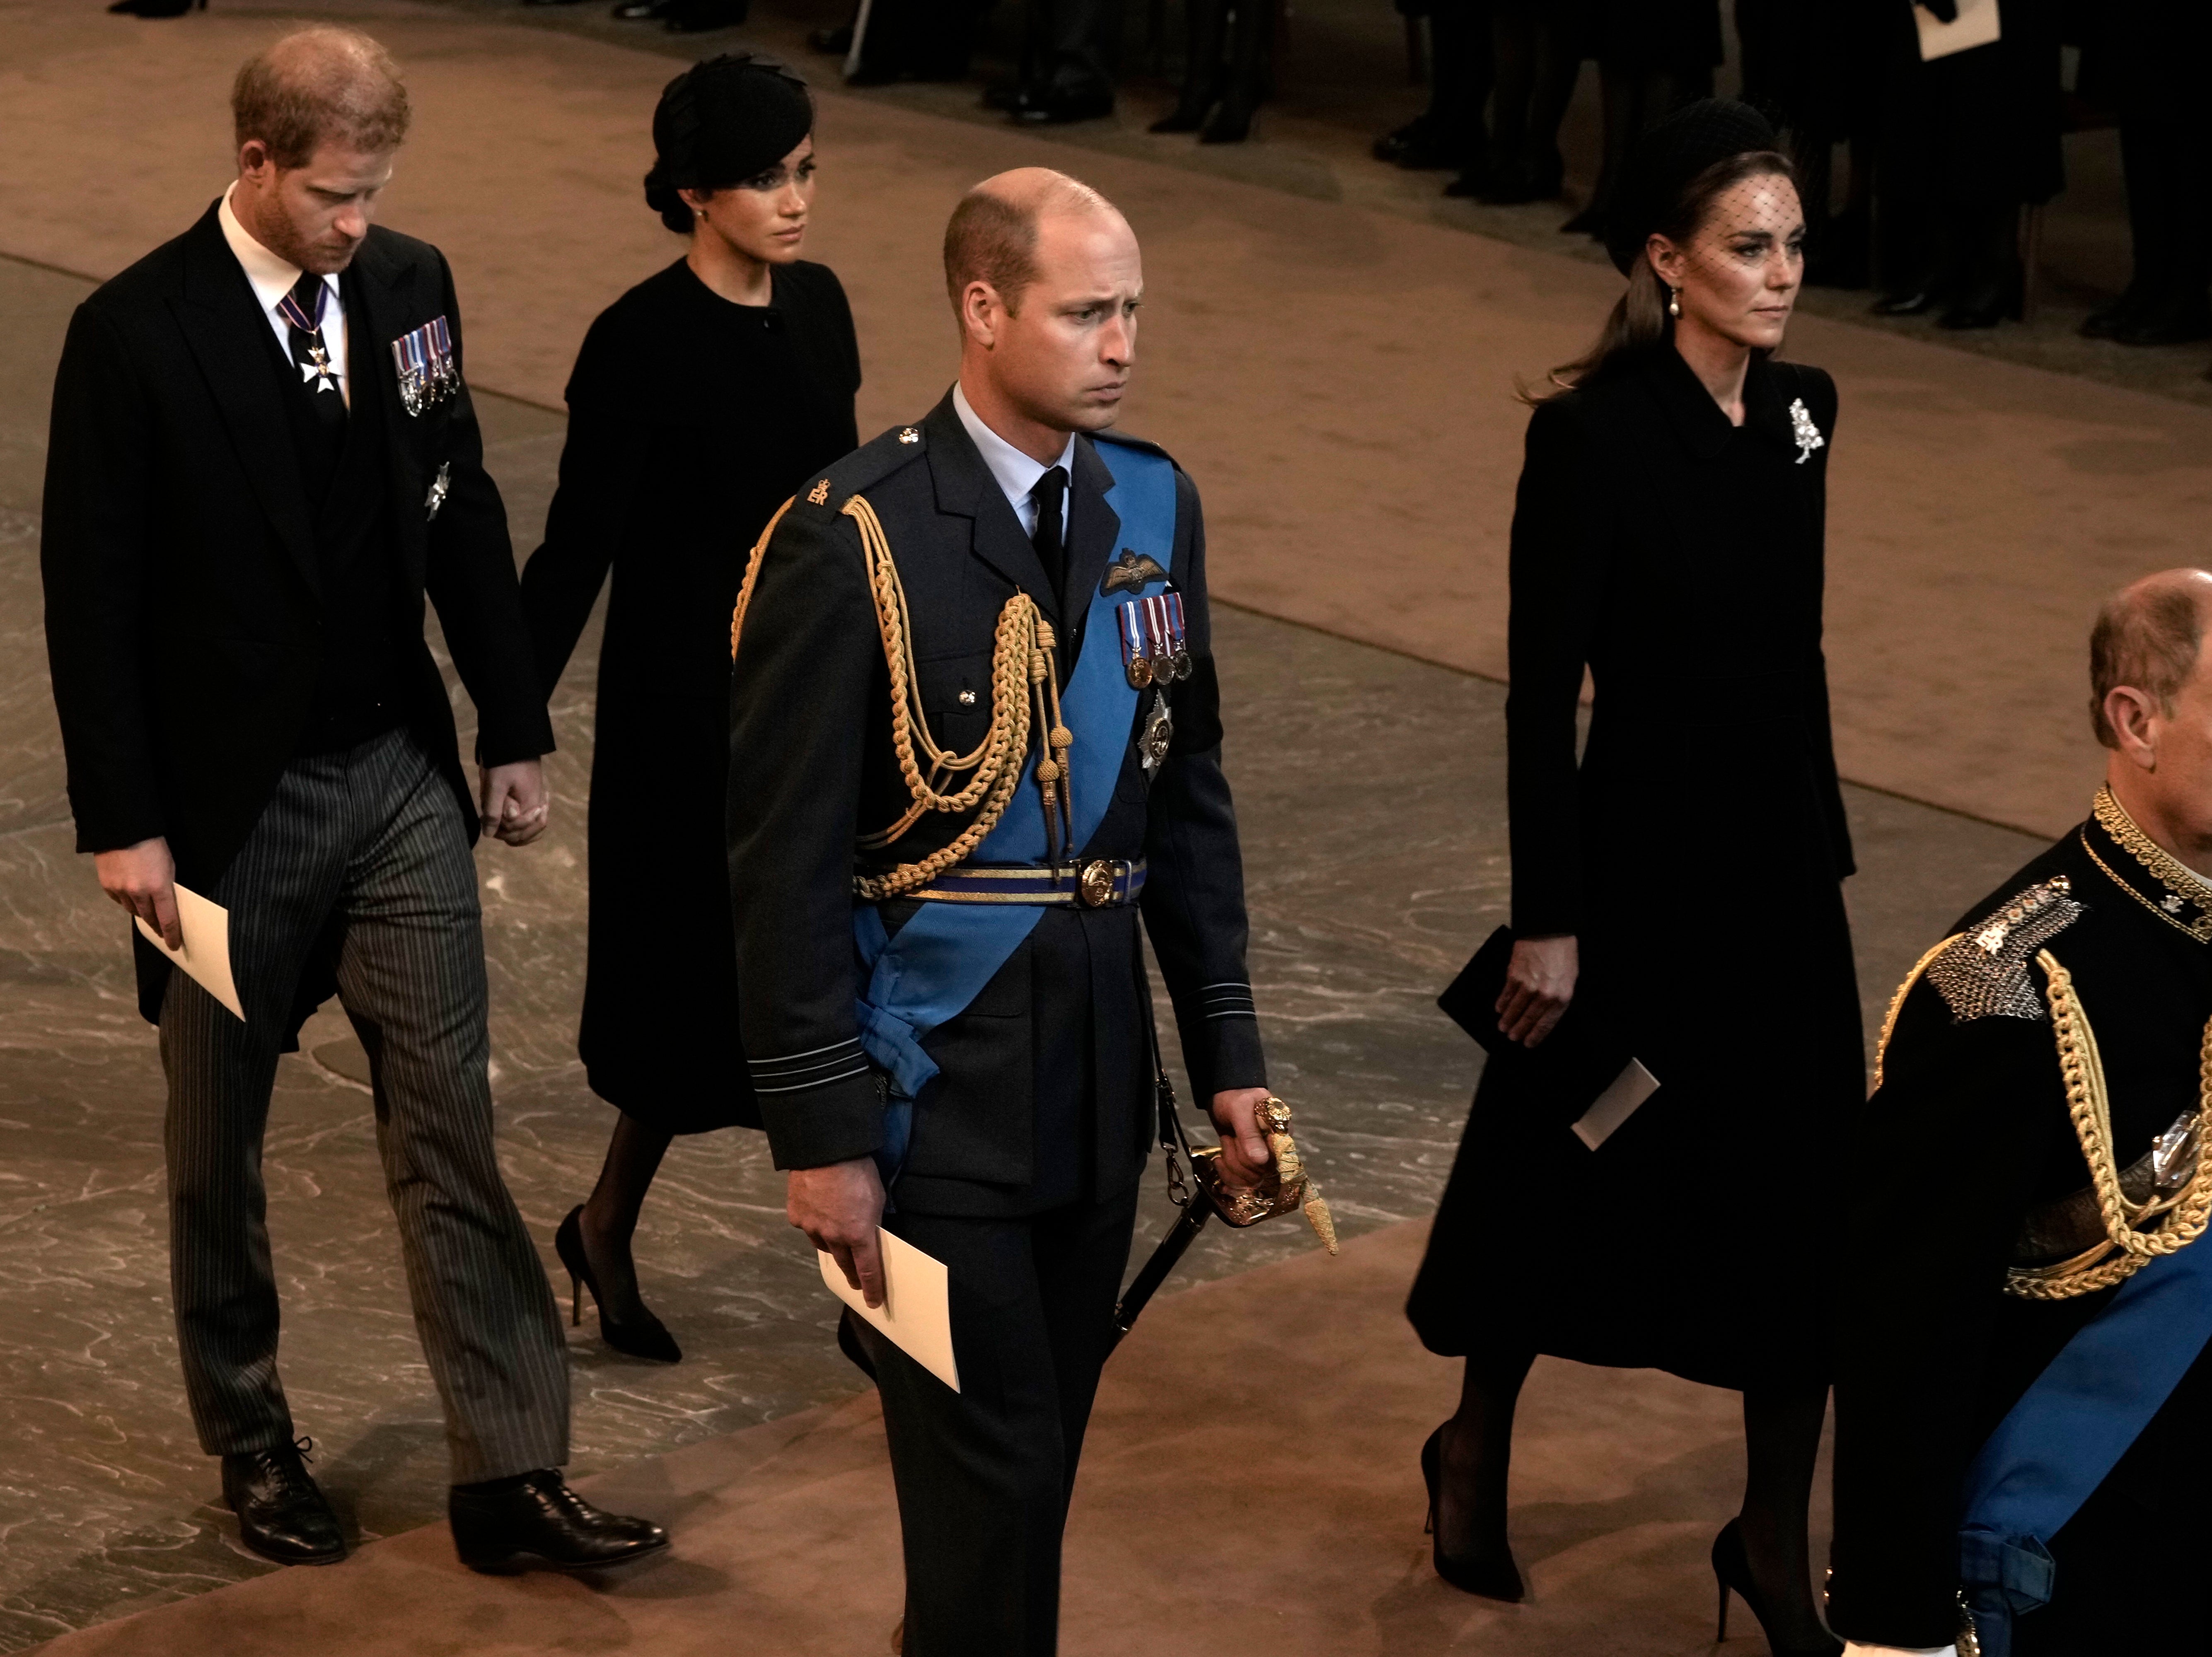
[750,1063,873,1094]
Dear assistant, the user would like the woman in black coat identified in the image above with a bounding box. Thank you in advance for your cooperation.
[520,54,860,1360]
[1406,102,1861,1656]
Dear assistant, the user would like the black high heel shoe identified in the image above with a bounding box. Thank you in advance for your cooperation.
[554,1206,681,1363]
[1711,1517,1842,1657]
[1419,1425,1525,1601]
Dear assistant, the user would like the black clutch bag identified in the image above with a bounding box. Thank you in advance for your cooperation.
[1436,925,1649,1139]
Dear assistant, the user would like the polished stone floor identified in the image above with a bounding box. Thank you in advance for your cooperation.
[0,244,2041,1647]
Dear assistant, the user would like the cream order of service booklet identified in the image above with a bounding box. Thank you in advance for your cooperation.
[1916,0,1999,61]
[820,1230,960,1392]
[134,882,243,1022]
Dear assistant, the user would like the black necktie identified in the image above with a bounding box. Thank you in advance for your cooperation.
[278,271,345,427]
[1029,465,1069,606]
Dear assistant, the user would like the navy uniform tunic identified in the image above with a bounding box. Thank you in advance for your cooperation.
[725,390,1266,1656]
[1830,798,2212,1654]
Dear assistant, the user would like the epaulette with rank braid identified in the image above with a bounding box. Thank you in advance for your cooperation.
[1873,876,2084,1086]
[1925,876,2085,1024]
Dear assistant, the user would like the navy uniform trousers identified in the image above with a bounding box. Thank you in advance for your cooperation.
[853,1184,1142,1656]
[158,728,568,1482]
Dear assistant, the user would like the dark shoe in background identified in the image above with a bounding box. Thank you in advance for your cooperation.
[1938,265,2023,331]
[662,0,747,30]
[2111,290,2212,346]
[108,0,203,14]
[1010,84,1115,124]
[1871,288,1938,317]
[1198,97,1254,143]
[222,1440,346,1566]
[450,1471,669,1574]
[1373,118,1458,171]
[612,0,677,17]
[2079,285,2151,339]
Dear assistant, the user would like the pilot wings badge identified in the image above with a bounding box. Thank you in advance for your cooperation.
[1101,548,1169,596]
[1788,397,1826,466]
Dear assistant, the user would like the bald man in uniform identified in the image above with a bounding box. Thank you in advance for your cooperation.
[726,169,1274,1654]
[1830,570,2212,1656]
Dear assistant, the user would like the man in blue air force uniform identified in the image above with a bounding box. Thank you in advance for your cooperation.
[1830,569,2212,1657]
[725,169,1275,1655]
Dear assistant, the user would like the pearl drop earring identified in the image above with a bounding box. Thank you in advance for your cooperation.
[1668,287,1682,319]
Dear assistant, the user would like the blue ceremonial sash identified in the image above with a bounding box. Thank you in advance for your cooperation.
[852,437,1177,1180]
[1957,1239,2212,1657]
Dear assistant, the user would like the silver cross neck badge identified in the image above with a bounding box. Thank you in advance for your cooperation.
[300,346,338,395]
[1788,398,1825,466]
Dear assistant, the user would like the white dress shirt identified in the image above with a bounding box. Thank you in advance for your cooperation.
[952,381,1073,545]
[219,182,351,409]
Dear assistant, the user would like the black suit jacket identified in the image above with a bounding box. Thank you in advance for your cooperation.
[726,393,1265,1215]
[41,204,552,1021]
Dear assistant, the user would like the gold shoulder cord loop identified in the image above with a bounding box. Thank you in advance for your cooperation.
[730,491,1072,902]
[2007,952,2212,1300]
[1872,933,1963,1091]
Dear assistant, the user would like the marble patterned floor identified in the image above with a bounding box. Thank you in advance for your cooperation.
[0,244,2049,1648]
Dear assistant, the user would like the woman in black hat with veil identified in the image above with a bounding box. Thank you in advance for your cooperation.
[1405,100,1861,1657]
[520,54,860,1362]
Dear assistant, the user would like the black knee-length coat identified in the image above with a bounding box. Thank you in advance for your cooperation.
[520,258,860,1131]
[1407,343,1864,1390]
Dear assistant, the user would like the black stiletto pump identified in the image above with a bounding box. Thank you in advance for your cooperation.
[555,1205,682,1362]
[1711,1517,1842,1656]
[1419,1424,1525,1602]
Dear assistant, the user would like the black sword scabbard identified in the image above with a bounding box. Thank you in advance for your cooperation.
[1109,1193,1213,1349]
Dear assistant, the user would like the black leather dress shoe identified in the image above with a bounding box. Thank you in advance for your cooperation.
[450,1471,668,1574]
[1011,85,1115,124]
[222,1441,345,1566]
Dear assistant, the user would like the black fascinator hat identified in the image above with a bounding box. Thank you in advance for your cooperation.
[644,53,814,234]
[1603,99,1780,276]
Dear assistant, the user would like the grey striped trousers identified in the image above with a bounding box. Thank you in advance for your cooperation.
[159,729,568,1482]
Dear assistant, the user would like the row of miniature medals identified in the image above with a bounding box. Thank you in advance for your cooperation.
[388,316,459,418]
[1116,590,1190,775]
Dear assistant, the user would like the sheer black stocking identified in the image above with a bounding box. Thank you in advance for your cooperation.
[578,1111,674,1326]
[1738,1382,1834,1649]
[1436,1346,1535,1559]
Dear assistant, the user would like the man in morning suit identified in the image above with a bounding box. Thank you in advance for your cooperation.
[726,169,1274,1654]
[1829,570,2212,1657]
[39,27,664,1574]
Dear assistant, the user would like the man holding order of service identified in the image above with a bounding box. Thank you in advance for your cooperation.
[39,26,663,1575]
[726,168,1273,1654]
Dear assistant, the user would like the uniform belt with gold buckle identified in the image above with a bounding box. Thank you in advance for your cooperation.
[897,859,1148,908]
